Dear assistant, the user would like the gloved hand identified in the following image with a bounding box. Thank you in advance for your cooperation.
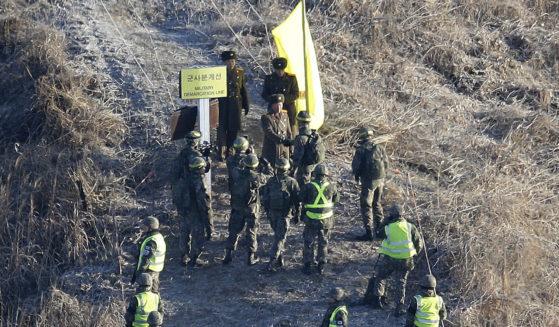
[282,139,294,146]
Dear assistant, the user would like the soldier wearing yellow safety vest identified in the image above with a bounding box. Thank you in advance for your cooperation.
[321,287,348,327]
[405,274,447,327]
[360,204,423,316]
[132,217,166,293]
[299,164,339,275]
[125,273,164,327]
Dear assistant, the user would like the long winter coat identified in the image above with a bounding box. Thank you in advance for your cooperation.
[218,66,249,132]
[261,110,293,166]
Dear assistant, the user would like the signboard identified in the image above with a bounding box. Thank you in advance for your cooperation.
[180,66,227,99]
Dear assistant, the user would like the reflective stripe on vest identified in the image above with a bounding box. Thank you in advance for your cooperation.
[133,291,160,327]
[304,182,334,220]
[414,295,443,327]
[138,233,166,272]
[329,305,348,326]
[379,221,417,259]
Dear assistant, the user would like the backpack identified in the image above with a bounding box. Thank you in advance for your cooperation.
[302,131,325,165]
[364,142,386,180]
[268,178,291,210]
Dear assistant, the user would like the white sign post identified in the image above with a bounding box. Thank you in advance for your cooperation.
[197,98,211,193]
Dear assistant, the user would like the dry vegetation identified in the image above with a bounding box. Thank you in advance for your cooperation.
[0,0,558,326]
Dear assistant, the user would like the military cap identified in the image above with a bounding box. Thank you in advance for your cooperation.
[147,311,163,326]
[275,157,291,170]
[221,50,237,61]
[186,130,202,140]
[420,274,437,289]
[243,154,260,168]
[313,164,329,176]
[270,94,285,104]
[329,287,345,301]
[233,136,249,151]
[189,156,206,169]
[296,110,312,122]
[136,273,153,287]
[143,216,159,230]
[357,127,374,139]
[389,204,404,219]
[272,57,288,69]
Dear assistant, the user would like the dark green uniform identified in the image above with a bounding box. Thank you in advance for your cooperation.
[299,176,339,269]
[262,72,299,132]
[183,170,212,265]
[291,126,316,186]
[261,172,300,268]
[172,144,203,182]
[351,139,389,237]
[226,152,245,192]
[218,66,249,158]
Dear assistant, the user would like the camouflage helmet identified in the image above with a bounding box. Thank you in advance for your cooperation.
[420,274,437,289]
[136,273,153,287]
[186,130,201,141]
[243,154,260,168]
[233,136,249,152]
[143,216,159,230]
[357,127,374,140]
[147,311,163,326]
[313,164,329,176]
[329,287,345,301]
[189,156,206,171]
[275,157,291,171]
[389,204,404,219]
[296,111,312,122]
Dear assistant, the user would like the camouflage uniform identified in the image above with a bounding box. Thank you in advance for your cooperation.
[226,152,246,192]
[351,135,389,239]
[261,166,300,270]
[291,125,316,186]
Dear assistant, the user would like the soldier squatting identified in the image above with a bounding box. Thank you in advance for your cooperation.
[126,51,447,326]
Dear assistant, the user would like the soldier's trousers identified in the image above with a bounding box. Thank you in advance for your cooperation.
[217,126,238,159]
[295,164,314,187]
[268,211,290,260]
[366,255,412,307]
[185,210,207,261]
[226,207,259,254]
[303,225,330,265]
[179,212,191,257]
[360,179,385,234]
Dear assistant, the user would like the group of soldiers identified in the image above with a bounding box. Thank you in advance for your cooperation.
[124,50,447,326]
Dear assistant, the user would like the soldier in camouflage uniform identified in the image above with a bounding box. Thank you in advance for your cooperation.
[405,274,447,327]
[226,136,251,192]
[131,217,166,293]
[261,93,293,166]
[125,273,164,327]
[360,204,423,316]
[181,157,213,267]
[223,154,271,266]
[320,287,348,327]
[299,164,339,275]
[288,111,323,186]
[351,127,389,241]
[217,50,250,160]
[261,158,300,272]
[261,57,299,133]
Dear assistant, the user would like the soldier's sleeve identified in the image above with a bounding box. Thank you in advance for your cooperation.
[331,184,340,203]
[125,296,139,327]
[439,297,448,321]
[405,297,417,327]
[158,294,165,314]
[139,240,157,271]
[351,148,363,178]
[411,224,424,254]
[291,136,305,167]
[260,181,270,210]
[261,115,284,143]
[320,307,332,327]
[261,75,271,102]
[337,308,348,327]
[285,75,299,104]
[240,69,250,112]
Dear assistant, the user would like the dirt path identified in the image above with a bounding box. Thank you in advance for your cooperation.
[56,1,409,325]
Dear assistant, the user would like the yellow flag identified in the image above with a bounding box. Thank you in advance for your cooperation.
[271,1,324,130]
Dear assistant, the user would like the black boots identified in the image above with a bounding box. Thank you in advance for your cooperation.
[302,263,313,275]
[248,252,260,266]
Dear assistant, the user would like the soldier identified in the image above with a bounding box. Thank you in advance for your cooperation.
[299,164,340,275]
[405,275,447,327]
[131,217,166,293]
[125,273,164,327]
[223,154,270,266]
[147,311,163,327]
[181,156,213,267]
[226,136,251,192]
[261,158,300,272]
[171,131,210,182]
[288,111,325,186]
[261,57,299,133]
[360,204,424,316]
[320,287,348,327]
[261,93,293,166]
[217,50,250,161]
[351,127,389,241]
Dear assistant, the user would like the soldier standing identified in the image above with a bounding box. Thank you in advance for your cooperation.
[125,273,164,327]
[182,157,213,268]
[261,57,299,133]
[360,204,424,316]
[171,131,210,182]
[223,154,271,266]
[405,275,447,327]
[320,287,348,327]
[226,136,251,192]
[352,127,389,241]
[261,93,293,166]
[261,158,300,272]
[131,217,166,293]
[288,111,325,186]
[299,164,339,275]
[217,50,250,161]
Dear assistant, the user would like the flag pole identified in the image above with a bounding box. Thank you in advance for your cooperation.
[302,0,310,112]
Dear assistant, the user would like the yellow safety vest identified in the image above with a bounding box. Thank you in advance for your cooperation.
[138,233,166,272]
[133,291,160,327]
[379,221,417,259]
[304,182,334,220]
[329,305,348,326]
[414,295,443,327]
